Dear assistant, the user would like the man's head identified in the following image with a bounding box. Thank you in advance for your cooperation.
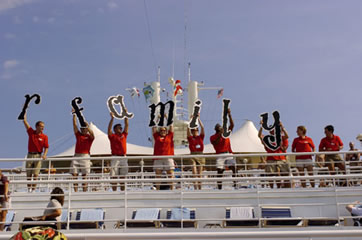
[191,128,199,137]
[113,124,123,134]
[214,123,223,133]
[80,127,89,135]
[297,125,307,137]
[324,125,334,137]
[35,121,45,133]
[349,142,355,150]
[159,127,167,137]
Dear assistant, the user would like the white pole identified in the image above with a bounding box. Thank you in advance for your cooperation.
[157,66,161,83]
[188,62,191,83]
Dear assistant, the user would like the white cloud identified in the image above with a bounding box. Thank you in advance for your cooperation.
[0,0,36,14]
[47,17,55,23]
[4,33,16,39]
[97,8,105,14]
[0,72,12,80]
[107,1,118,9]
[80,9,90,16]
[3,60,19,69]
[32,16,39,23]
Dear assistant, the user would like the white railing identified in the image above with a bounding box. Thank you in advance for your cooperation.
[1,174,362,232]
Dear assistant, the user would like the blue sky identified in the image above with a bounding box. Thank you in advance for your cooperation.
[1,0,361,167]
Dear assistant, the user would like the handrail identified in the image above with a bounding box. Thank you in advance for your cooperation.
[0,150,361,162]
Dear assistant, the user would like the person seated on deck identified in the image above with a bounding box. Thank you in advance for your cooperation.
[187,114,205,190]
[319,125,346,186]
[292,126,316,188]
[258,121,290,188]
[346,201,362,216]
[152,116,175,190]
[24,187,64,223]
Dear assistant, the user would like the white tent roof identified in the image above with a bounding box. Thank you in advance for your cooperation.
[54,120,265,157]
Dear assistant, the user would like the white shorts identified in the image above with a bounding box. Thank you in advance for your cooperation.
[216,154,236,169]
[351,206,362,216]
[71,154,91,175]
[296,159,313,168]
[153,159,175,171]
[0,200,9,210]
[110,158,128,176]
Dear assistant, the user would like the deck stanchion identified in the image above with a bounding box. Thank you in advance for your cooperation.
[67,182,71,230]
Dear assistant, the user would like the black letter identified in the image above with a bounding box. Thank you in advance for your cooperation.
[189,100,202,129]
[222,99,231,138]
[260,111,281,150]
[71,97,87,128]
[18,94,41,120]
[148,101,175,127]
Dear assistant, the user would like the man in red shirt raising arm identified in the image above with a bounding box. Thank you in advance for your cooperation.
[187,114,205,190]
[210,109,236,190]
[71,112,94,192]
[108,112,129,191]
[319,125,345,181]
[153,119,174,190]
[23,113,49,192]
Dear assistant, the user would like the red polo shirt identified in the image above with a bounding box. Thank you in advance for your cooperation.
[27,127,49,153]
[188,134,204,153]
[292,136,315,159]
[153,132,174,156]
[108,132,127,156]
[210,133,233,154]
[319,135,343,152]
[75,131,94,154]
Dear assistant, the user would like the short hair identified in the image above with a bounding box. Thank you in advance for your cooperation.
[113,124,122,131]
[35,121,44,127]
[214,123,221,131]
[297,125,307,135]
[50,187,64,206]
[325,125,334,133]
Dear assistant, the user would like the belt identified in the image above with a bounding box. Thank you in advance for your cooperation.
[28,152,42,154]
[219,151,230,154]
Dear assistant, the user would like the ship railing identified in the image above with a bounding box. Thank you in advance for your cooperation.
[1,174,362,231]
[0,150,361,191]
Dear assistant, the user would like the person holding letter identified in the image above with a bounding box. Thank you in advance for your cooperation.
[210,108,236,190]
[71,111,94,192]
[22,113,49,192]
[152,115,175,190]
[108,112,129,191]
[258,120,290,188]
[187,114,205,190]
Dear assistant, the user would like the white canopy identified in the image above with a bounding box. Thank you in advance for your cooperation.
[54,120,265,157]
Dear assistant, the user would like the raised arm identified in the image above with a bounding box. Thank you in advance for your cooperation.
[108,112,114,136]
[152,126,157,135]
[86,122,95,139]
[169,123,174,133]
[199,117,205,136]
[23,113,30,130]
[72,113,79,135]
[279,122,289,139]
[228,109,234,132]
[124,117,129,134]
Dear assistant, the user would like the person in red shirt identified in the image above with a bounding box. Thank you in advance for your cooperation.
[23,113,49,192]
[319,125,345,178]
[187,114,205,190]
[292,126,316,188]
[71,112,94,192]
[258,121,290,188]
[153,120,174,190]
[108,112,129,191]
[0,170,9,231]
[210,108,236,190]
